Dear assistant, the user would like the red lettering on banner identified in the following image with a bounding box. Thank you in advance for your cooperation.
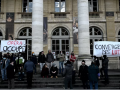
[7,40,23,45]
[112,50,120,55]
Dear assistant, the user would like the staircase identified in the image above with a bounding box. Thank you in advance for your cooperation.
[0,70,120,89]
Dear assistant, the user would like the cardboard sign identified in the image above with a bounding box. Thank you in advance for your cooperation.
[1,40,26,53]
[94,41,120,57]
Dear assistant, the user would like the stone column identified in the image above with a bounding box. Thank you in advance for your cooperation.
[32,0,43,55]
[77,0,92,70]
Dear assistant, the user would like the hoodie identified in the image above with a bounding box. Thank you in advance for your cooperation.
[63,64,73,78]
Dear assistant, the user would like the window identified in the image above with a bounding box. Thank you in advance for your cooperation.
[89,27,103,55]
[52,27,69,55]
[88,0,98,12]
[23,0,32,12]
[55,0,65,12]
[19,27,32,37]
[119,0,120,11]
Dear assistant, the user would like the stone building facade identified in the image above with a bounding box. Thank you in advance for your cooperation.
[0,0,120,69]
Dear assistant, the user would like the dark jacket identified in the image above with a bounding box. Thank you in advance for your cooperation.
[31,55,37,65]
[63,64,73,78]
[24,60,35,72]
[88,65,99,82]
[78,65,88,81]
[41,67,49,77]
[102,58,109,69]
[46,53,54,63]
[50,66,58,75]
[7,64,15,79]
[1,58,10,69]
[94,59,100,67]
[38,54,46,63]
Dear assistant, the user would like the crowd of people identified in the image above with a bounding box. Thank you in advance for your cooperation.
[0,51,109,89]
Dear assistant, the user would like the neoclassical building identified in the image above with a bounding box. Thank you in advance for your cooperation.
[0,0,120,69]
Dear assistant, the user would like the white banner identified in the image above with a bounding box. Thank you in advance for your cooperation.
[94,41,120,57]
[1,40,26,53]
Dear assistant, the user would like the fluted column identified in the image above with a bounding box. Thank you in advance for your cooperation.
[77,0,91,70]
[78,0,90,55]
[32,0,43,54]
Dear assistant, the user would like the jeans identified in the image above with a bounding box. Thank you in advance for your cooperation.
[27,72,33,88]
[40,63,45,72]
[8,78,14,89]
[18,72,24,80]
[59,61,63,74]
[46,62,52,72]
[89,81,98,90]
[1,68,7,80]
[65,77,73,89]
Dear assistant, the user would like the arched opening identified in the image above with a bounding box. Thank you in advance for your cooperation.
[89,26,103,55]
[52,27,70,55]
[18,27,32,60]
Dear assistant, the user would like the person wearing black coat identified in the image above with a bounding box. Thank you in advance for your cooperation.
[41,64,49,78]
[93,56,100,67]
[78,60,88,89]
[31,52,37,74]
[63,60,73,89]
[50,63,58,78]
[100,55,109,84]
[7,61,15,89]
[38,51,46,72]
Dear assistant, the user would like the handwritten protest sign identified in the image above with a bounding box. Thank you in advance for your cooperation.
[1,40,26,53]
[94,41,120,57]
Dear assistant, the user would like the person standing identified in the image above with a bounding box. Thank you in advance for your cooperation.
[88,61,100,89]
[57,51,65,74]
[93,56,100,68]
[31,52,37,74]
[102,55,109,84]
[70,51,76,65]
[7,61,15,89]
[24,57,35,89]
[1,54,10,82]
[63,60,73,89]
[46,50,54,71]
[38,51,46,72]
[78,60,88,89]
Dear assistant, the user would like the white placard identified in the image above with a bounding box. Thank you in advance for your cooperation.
[94,41,120,57]
[1,40,26,53]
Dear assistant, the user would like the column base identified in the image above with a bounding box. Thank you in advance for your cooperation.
[76,54,93,71]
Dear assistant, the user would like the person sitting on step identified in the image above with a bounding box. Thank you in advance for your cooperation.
[50,63,58,78]
[41,64,49,78]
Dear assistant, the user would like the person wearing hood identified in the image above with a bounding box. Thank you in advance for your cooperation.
[88,61,100,89]
[38,51,46,72]
[1,54,10,82]
[31,52,37,74]
[78,60,88,89]
[46,50,54,71]
[50,63,58,78]
[24,56,35,89]
[41,64,49,78]
[63,60,73,89]
[7,61,15,89]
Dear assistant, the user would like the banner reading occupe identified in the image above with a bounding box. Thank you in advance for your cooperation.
[1,40,26,53]
[94,41,120,57]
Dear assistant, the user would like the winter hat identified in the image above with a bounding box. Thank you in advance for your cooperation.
[82,60,85,63]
